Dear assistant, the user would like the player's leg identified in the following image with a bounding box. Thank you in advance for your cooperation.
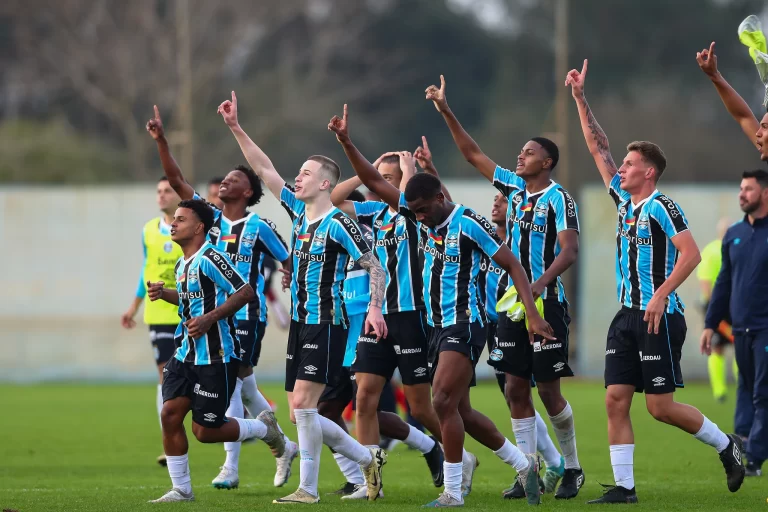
[486,321,507,395]
[355,372,387,444]
[744,331,768,476]
[535,409,565,492]
[708,334,728,402]
[213,374,244,489]
[151,325,177,467]
[734,336,755,447]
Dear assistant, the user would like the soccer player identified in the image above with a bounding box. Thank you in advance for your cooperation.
[146,198,285,503]
[702,170,768,478]
[566,59,745,503]
[329,103,555,507]
[218,91,388,504]
[427,75,584,499]
[146,107,298,489]
[207,177,225,209]
[121,176,183,467]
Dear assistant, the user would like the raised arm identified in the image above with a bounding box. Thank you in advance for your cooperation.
[413,136,453,201]
[146,106,195,200]
[217,91,286,199]
[330,176,363,218]
[565,60,619,189]
[426,75,497,181]
[696,41,760,149]
[328,104,401,210]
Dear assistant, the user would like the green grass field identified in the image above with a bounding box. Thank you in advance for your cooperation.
[0,380,761,511]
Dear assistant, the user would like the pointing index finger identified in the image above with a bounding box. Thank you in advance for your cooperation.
[439,74,446,91]
[422,135,429,149]
[343,103,348,122]
[709,41,715,57]
[231,91,237,106]
[581,59,588,77]
[153,105,160,120]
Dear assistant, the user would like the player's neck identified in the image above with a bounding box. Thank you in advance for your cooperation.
[629,183,657,207]
[180,237,206,260]
[304,194,334,221]
[495,224,506,241]
[221,201,247,221]
[524,174,552,194]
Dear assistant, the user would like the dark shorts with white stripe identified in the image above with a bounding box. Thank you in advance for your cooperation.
[235,319,266,367]
[428,321,486,387]
[604,307,687,394]
[284,320,347,392]
[162,357,238,428]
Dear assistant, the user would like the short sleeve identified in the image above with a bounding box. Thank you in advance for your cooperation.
[608,174,630,206]
[192,191,222,222]
[492,165,526,198]
[553,188,580,233]
[650,196,689,238]
[280,185,305,221]
[255,218,290,262]
[397,192,418,222]
[329,215,372,262]
[201,249,247,294]
[462,210,503,258]
[353,201,388,227]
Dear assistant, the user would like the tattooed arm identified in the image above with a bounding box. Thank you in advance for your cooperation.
[565,60,618,189]
[356,252,388,340]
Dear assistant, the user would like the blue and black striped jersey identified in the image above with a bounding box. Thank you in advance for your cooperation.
[478,254,504,323]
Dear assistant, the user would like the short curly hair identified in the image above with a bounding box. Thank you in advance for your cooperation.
[232,165,264,206]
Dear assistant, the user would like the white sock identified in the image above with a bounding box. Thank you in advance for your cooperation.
[694,416,730,453]
[166,454,192,494]
[234,417,267,442]
[535,410,562,468]
[223,379,244,471]
[443,461,463,501]
[333,452,365,485]
[511,416,536,455]
[318,415,372,466]
[404,425,436,454]
[241,374,271,416]
[609,444,634,489]
[156,384,163,428]
[494,438,529,473]
[295,408,322,497]
[549,402,580,469]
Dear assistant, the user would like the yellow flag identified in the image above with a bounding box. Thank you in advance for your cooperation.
[738,15,768,105]
[496,286,545,329]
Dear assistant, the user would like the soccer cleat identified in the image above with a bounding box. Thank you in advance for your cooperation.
[502,476,544,500]
[422,492,464,508]
[273,488,320,504]
[149,488,195,503]
[587,484,637,504]
[341,483,383,500]
[555,468,585,499]
[517,454,541,505]
[745,461,763,477]
[460,452,479,497]
[424,437,445,487]
[326,482,358,496]
[257,410,286,458]
[718,434,746,492]
[212,466,239,489]
[156,454,167,467]
[543,456,565,493]
[362,447,387,501]
[274,440,298,487]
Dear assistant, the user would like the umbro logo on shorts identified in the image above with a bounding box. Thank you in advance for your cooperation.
[652,376,665,386]
[553,362,565,372]
[203,413,217,422]
[414,367,427,377]
[304,365,318,375]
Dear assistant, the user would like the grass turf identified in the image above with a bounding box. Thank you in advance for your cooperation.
[0,380,761,511]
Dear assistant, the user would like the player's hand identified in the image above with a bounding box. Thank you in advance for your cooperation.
[530,280,545,301]
[364,307,388,341]
[696,42,719,78]
[700,328,715,356]
[217,91,239,127]
[414,136,433,170]
[398,151,416,176]
[121,306,138,329]
[373,151,399,169]
[425,75,448,113]
[643,294,665,334]
[564,59,588,99]
[328,104,349,143]
[278,267,291,292]
[146,105,165,140]
[185,315,214,339]
[527,312,556,345]
[147,281,165,302]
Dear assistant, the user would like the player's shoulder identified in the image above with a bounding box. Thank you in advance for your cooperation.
[648,192,685,218]
[200,243,228,262]
[460,207,495,232]
[548,182,577,204]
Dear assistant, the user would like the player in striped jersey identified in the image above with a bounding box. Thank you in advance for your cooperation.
[330,104,555,507]
[146,199,285,503]
[147,107,298,490]
[218,92,388,504]
[427,74,584,499]
[567,59,745,503]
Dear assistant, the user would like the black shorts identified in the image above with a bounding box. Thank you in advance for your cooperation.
[285,320,347,392]
[485,321,507,380]
[162,357,238,428]
[428,322,486,387]
[235,319,266,367]
[319,366,355,405]
[150,324,178,365]
[349,374,399,412]
[490,300,573,383]
[351,310,431,385]
[604,307,687,394]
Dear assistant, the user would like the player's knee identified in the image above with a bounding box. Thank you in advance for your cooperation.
[191,423,214,443]
[431,390,454,418]
[645,400,672,424]
[605,391,631,418]
[355,386,379,415]
[536,386,565,412]
[160,404,183,429]
[504,380,530,406]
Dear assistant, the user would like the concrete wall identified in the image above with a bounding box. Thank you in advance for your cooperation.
[0,181,743,382]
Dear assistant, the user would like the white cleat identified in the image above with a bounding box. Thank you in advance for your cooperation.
[341,484,383,500]
[273,487,320,504]
[460,452,479,497]
[274,440,298,487]
[258,410,286,458]
[212,466,239,489]
[149,488,195,503]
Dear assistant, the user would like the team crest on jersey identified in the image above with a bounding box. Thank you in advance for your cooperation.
[374,219,383,228]
[209,226,221,238]
[446,233,459,248]
[187,270,199,283]
[637,214,650,230]
[619,205,627,216]
[534,203,548,218]
[396,216,406,227]
[512,194,523,205]
[312,231,326,248]
[163,241,173,253]
[241,232,256,248]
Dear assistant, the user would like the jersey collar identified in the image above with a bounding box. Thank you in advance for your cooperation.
[306,206,335,225]
[183,243,207,264]
[436,204,460,230]
[631,189,659,211]
[525,180,556,197]
[224,211,254,226]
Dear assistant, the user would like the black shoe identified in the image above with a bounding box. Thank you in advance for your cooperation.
[587,484,637,504]
[327,482,357,496]
[719,434,746,492]
[555,468,585,500]
[745,461,763,477]
[502,476,544,499]
[423,436,444,487]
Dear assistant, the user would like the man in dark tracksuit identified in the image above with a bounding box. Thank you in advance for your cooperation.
[702,169,768,477]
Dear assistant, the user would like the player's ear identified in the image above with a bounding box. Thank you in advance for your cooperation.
[435,192,445,204]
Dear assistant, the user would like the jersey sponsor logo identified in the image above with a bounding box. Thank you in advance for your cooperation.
[358,336,377,344]
[193,383,219,399]
[179,291,204,300]
[376,232,409,247]
[512,194,523,205]
[497,341,515,348]
[479,260,503,275]
[157,256,178,266]
[286,354,293,360]
[393,345,401,354]
[226,252,252,263]
[221,234,238,244]
[302,344,318,350]
[209,227,221,238]
[619,205,627,217]
[163,241,174,253]
[540,342,562,350]
[619,228,651,245]
[235,329,249,336]
[513,218,548,233]
[419,241,459,263]
[489,348,503,361]
[340,216,363,242]
[533,342,542,352]
[639,351,661,361]
[563,192,577,217]
[399,348,422,354]
[374,219,383,228]
[657,195,680,218]
[606,349,616,355]
[293,249,326,262]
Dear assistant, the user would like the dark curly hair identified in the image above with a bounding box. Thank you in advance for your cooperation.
[178,199,215,234]
[233,164,265,206]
